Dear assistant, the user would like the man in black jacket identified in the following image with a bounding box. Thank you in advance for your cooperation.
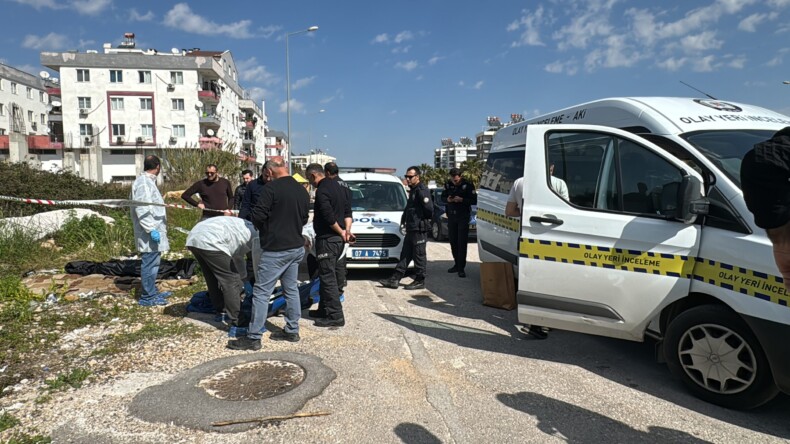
[307,163,352,327]
[442,168,477,278]
[379,166,433,290]
[324,161,351,296]
[228,161,310,350]
[239,161,275,221]
[233,169,253,211]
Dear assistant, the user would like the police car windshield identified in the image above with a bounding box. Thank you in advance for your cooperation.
[680,129,775,188]
[346,181,407,212]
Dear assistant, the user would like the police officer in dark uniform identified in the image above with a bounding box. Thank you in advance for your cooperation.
[442,167,477,278]
[379,166,433,290]
[323,161,351,298]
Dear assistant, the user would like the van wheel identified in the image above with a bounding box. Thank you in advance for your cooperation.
[664,304,778,409]
[431,221,445,241]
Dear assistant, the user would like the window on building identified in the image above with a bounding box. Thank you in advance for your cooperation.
[78,97,91,109]
[39,91,46,102]
[0,103,5,116]
[79,124,93,136]
[171,98,185,110]
[141,124,153,138]
[110,70,123,83]
[172,124,185,137]
[0,129,5,135]
[27,87,33,99]
[28,110,33,121]
[112,124,126,137]
[110,97,124,110]
[0,79,4,91]
[140,98,152,110]
[11,82,17,94]
[40,114,45,124]
[170,71,183,84]
[77,69,90,82]
[138,71,151,84]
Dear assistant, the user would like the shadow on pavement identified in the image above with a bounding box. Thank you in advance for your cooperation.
[376,312,790,440]
[498,391,713,443]
[393,422,442,444]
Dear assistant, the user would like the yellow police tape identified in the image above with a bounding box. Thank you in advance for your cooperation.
[518,237,789,308]
[477,208,520,232]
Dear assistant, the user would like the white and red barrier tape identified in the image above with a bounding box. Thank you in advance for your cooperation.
[0,195,238,215]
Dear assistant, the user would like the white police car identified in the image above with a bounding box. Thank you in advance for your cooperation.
[341,170,408,269]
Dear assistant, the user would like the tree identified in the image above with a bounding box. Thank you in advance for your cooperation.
[460,159,484,188]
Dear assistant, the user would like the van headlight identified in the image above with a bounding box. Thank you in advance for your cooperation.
[400,225,407,235]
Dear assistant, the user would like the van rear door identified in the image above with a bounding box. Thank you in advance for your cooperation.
[518,125,705,341]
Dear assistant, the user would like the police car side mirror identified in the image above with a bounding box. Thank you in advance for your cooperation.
[677,175,709,224]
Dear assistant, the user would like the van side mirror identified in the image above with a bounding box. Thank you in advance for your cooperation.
[677,175,709,224]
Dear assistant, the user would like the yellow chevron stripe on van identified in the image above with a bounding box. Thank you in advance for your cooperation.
[518,237,790,308]
[477,208,520,232]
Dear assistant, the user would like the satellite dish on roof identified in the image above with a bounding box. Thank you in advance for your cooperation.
[52,78,59,84]
[171,48,180,54]
[46,127,51,134]
[39,71,50,79]
[195,102,204,108]
[207,129,215,136]
[51,100,61,107]
[46,104,53,112]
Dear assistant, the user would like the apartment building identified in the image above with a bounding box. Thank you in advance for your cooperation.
[0,63,52,164]
[434,137,477,169]
[291,149,336,172]
[474,116,503,162]
[40,33,266,183]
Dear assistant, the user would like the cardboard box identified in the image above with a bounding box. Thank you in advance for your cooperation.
[480,262,516,310]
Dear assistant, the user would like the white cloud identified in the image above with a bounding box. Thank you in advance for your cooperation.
[395,60,418,71]
[246,87,269,103]
[458,81,465,87]
[726,55,747,69]
[236,57,278,85]
[657,57,687,71]
[392,46,411,54]
[744,80,767,87]
[692,55,716,72]
[22,32,70,50]
[71,0,111,15]
[291,76,316,91]
[473,81,484,90]
[163,3,256,39]
[545,59,579,75]
[768,0,790,6]
[320,89,343,104]
[11,0,111,15]
[679,31,723,53]
[553,1,615,51]
[508,6,547,47]
[394,31,414,44]
[129,8,155,22]
[258,25,282,39]
[428,56,443,65]
[279,98,304,113]
[371,33,389,44]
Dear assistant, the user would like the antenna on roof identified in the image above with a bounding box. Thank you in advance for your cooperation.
[679,80,717,100]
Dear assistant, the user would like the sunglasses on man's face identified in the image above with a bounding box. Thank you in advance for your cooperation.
[404,175,416,179]
[206,171,216,175]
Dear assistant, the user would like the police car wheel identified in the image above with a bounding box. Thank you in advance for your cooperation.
[664,304,779,409]
[431,221,445,241]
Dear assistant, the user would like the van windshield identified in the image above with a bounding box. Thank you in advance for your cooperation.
[346,181,407,212]
[680,129,776,188]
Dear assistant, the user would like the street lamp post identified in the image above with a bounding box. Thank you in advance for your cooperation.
[286,25,318,172]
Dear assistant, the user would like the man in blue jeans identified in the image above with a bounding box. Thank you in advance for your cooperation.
[228,161,310,350]
[130,155,172,306]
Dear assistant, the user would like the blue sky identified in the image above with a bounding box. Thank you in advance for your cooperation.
[3,0,790,174]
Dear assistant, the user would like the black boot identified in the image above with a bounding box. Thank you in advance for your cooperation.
[403,280,425,290]
[378,277,400,289]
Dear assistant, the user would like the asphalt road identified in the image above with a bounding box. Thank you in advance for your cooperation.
[292,239,790,443]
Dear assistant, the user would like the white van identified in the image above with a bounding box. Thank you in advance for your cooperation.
[477,97,790,409]
[341,171,408,269]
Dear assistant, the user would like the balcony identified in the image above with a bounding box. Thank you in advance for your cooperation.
[46,87,61,97]
[48,113,63,122]
[198,90,219,102]
[199,136,223,149]
[199,114,221,127]
[28,135,62,149]
[245,120,255,129]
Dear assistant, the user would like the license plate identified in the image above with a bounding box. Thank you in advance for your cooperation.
[352,249,389,259]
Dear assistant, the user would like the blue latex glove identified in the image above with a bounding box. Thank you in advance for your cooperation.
[150,229,161,243]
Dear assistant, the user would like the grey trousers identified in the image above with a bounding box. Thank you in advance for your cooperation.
[188,246,243,325]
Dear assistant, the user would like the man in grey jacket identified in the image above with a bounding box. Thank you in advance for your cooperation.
[131,155,171,306]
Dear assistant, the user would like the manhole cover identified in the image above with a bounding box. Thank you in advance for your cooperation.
[198,360,305,401]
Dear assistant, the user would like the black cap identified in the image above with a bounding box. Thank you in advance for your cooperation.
[449,168,461,176]
[741,127,790,229]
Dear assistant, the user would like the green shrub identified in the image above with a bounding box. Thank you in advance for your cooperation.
[43,368,91,392]
[0,221,48,276]
[0,412,19,432]
[0,162,129,218]
[4,433,52,444]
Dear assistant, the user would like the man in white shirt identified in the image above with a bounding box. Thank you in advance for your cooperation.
[505,162,569,218]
